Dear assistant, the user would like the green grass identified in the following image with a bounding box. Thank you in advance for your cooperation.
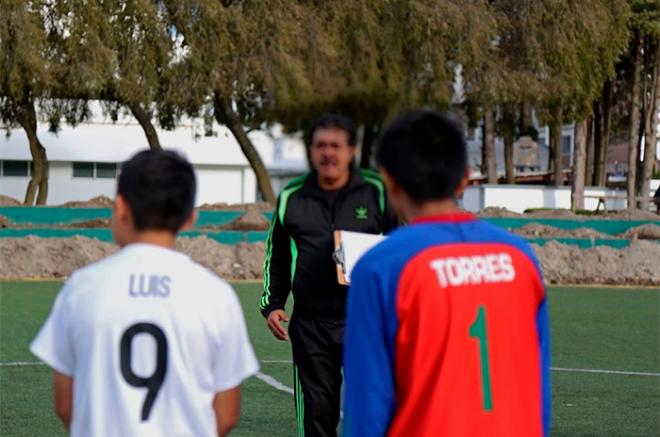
[1,282,659,436]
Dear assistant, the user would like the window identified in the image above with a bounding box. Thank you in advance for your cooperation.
[2,160,31,177]
[562,135,572,155]
[73,162,94,178]
[96,163,117,179]
[73,162,118,179]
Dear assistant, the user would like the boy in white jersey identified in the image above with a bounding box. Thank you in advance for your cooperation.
[30,150,259,436]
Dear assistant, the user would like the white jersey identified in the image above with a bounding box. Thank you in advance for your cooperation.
[30,243,259,437]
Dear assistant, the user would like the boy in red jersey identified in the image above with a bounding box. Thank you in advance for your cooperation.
[343,111,551,436]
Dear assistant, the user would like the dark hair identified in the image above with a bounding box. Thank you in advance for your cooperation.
[117,150,196,233]
[307,114,357,146]
[376,110,467,202]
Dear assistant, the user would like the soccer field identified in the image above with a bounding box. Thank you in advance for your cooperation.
[1,282,658,436]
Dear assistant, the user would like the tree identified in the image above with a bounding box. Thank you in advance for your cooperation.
[627,31,644,206]
[528,0,629,198]
[501,104,516,184]
[49,0,172,151]
[593,82,613,186]
[572,120,588,210]
[105,0,178,151]
[548,106,563,187]
[619,0,660,207]
[163,0,309,205]
[639,39,660,209]
[482,106,498,183]
[273,0,483,167]
[0,1,53,205]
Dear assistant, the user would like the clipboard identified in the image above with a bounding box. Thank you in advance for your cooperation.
[332,230,387,285]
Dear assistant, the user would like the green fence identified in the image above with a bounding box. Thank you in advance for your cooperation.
[0,228,647,248]
[0,229,267,245]
[0,207,112,225]
[483,217,659,235]
[2,207,656,232]
[0,207,246,228]
[1,206,657,247]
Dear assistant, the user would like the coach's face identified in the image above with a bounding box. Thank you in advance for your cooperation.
[310,127,356,183]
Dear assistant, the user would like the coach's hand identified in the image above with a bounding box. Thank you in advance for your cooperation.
[267,310,290,341]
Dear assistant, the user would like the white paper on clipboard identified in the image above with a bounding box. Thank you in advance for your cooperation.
[333,230,386,285]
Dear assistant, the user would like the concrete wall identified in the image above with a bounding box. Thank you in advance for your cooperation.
[0,161,255,206]
[460,184,630,213]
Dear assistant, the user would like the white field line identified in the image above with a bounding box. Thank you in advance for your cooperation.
[0,360,296,395]
[0,361,45,367]
[254,372,294,395]
[551,367,660,377]
[3,361,658,378]
[259,360,660,378]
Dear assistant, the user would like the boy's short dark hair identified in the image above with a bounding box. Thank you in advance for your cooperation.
[308,114,357,146]
[376,110,467,202]
[117,150,196,233]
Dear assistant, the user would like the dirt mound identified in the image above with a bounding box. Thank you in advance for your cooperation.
[0,236,118,278]
[619,224,660,240]
[62,218,112,228]
[478,207,522,218]
[603,209,660,221]
[2,234,659,285]
[0,236,265,280]
[513,223,607,239]
[235,242,266,278]
[0,215,12,228]
[175,237,265,280]
[198,202,272,212]
[479,206,659,221]
[525,209,578,218]
[534,240,660,286]
[0,195,21,206]
[221,205,270,231]
[62,195,114,208]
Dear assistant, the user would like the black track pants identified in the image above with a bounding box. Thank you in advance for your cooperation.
[289,315,344,437]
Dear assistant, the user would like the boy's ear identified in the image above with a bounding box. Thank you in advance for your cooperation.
[180,210,198,232]
[114,194,132,224]
[380,168,400,198]
[454,166,471,198]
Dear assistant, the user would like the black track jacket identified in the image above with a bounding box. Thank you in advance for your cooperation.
[259,168,397,320]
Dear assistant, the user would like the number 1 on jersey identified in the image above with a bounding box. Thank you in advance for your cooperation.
[469,305,493,411]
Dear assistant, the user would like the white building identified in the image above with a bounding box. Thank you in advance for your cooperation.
[0,104,308,206]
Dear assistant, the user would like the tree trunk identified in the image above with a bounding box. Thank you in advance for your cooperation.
[571,120,588,211]
[360,124,377,169]
[503,104,515,184]
[639,42,660,210]
[586,116,595,186]
[592,100,602,186]
[594,82,612,186]
[627,32,643,209]
[128,102,162,151]
[36,148,49,205]
[520,101,533,133]
[17,100,48,205]
[483,106,497,184]
[213,93,276,206]
[635,129,645,198]
[549,106,563,186]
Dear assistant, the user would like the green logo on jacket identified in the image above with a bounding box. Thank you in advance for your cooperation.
[355,206,369,220]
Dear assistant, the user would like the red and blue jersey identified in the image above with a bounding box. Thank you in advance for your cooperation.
[343,212,551,437]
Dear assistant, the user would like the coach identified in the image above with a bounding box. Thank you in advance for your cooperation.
[259,114,397,437]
